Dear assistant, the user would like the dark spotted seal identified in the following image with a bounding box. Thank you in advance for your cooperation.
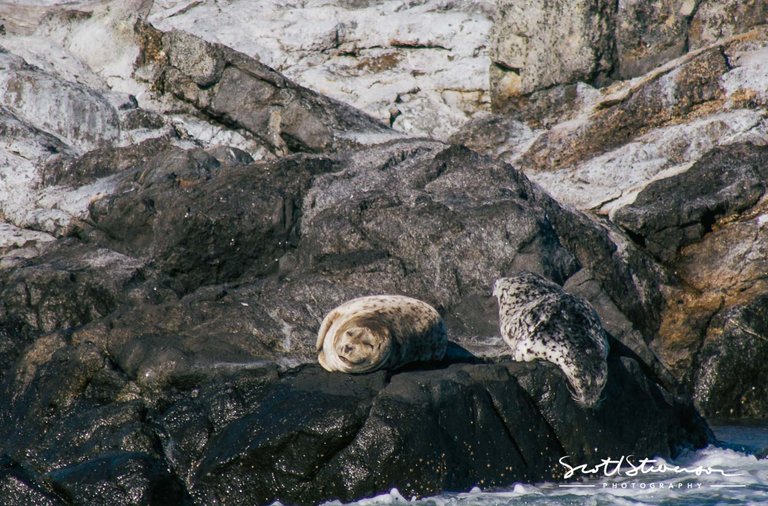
[493,272,609,407]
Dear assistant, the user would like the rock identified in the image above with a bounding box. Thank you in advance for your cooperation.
[0,242,143,339]
[188,358,708,505]
[605,143,768,398]
[690,0,768,49]
[519,46,729,173]
[490,0,615,104]
[452,22,768,417]
[694,294,768,419]
[0,455,65,506]
[615,0,692,79]
[0,2,750,503]
[144,28,403,156]
[147,0,494,139]
[88,145,339,293]
[0,51,120,151]
[49,452,192,505]
[0,133,711,504]
[612,143,768,263]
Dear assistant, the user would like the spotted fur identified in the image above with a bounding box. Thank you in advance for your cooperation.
[493,272,609,407]
[316,295,447,373]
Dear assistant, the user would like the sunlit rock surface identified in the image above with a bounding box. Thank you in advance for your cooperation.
[1,0,765,504]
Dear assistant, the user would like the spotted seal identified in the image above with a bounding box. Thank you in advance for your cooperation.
[493,272,609,407]
[316,295,447,373]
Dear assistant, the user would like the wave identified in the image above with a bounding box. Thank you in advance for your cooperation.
[320,425,768,506]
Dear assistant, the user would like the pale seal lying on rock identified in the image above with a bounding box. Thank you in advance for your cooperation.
[316,295,448,373]
[493,272,609,407]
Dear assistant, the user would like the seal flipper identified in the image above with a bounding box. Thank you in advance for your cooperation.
[318,350,331,371]
[316,309,340,352]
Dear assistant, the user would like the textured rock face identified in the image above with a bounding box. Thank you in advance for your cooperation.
[189,360,706,505]
[690,0,768,49]
[148,0,495,139]
[615,0,692,79]
[150,29,401,156]
[490,0,614,103]
[1,1,763,504]
[0,134,711,504]
[456,25,768,418]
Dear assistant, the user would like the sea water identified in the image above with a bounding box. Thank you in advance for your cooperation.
[329,424,768,506]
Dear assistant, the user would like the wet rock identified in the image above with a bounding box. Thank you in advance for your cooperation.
[0,3,751,503]
[0,455,65,506]
[49,452,192,506]
[188,358,708,505]
[0,242,143,338]
[694,295,768,419]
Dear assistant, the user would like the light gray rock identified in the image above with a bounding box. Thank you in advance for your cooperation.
[0,51,120,151]
[490,0,615,103]
[690,0,768,49]
[148,0,495,139]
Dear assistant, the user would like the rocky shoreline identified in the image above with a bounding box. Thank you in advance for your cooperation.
[1,1,766,504]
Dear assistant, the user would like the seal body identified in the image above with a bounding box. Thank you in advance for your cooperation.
[316,295,447,373]
[493,272,609,407]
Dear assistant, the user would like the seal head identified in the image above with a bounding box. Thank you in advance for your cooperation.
[493,272,609,407]
[317,295,447,373]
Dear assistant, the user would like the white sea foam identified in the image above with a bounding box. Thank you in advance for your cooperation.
[319,425,768,506]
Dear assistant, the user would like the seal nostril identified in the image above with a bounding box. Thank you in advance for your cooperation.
[343,344,354,354]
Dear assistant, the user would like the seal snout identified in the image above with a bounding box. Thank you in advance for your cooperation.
[337,342,364,365]
[316,295,446,373]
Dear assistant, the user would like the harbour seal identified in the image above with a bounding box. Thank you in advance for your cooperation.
[493,272,609,407]
[316,295,447,373]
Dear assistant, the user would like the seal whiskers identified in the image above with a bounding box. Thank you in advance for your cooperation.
[316,295,447,373]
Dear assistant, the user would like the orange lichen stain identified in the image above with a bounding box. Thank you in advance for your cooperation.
[730,88,763,109]
[178,178,198,189]
[354,52,403,73]
[135,22,167,67]
[657,288,723,374]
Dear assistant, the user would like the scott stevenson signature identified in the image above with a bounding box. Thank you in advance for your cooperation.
[559,456,743,479]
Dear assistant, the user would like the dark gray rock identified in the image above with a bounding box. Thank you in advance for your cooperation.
[88,146,339,294]
[0,137,712,504]
[0,242,143,339]
[187,356,708,505]
[694,294,768,419]
[48,452,192,506]
[41,138,171,187]
[0,455,66,506]
[145,27,400,156]
[613,143,768,262]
